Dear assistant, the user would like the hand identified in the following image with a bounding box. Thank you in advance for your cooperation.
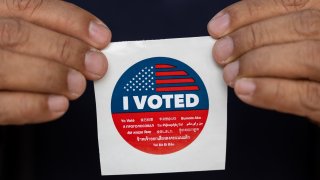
[208,0,320,124]
[0,0,111,125]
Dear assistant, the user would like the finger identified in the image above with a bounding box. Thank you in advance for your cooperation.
[212,9,320,64]
[0,49,86,100]
[0,92,69,125]
[223,40,320,86]
[208,0,317,38]
[0,0,111,49]
[234,78,320,123]
[0,18,108,80]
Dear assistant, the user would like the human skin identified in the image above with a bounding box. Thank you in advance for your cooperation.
[0,0,111,125]
[208,0,320,124]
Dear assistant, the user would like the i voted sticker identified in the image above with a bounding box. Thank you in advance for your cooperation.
[111,57,209,155]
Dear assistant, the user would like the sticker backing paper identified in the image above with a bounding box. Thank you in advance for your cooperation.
[94,36,227,175]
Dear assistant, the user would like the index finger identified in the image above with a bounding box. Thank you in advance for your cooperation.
[0,0,111,49]
[208,0,316,38]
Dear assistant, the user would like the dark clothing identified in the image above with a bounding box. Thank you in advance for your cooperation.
[0,0,319,179]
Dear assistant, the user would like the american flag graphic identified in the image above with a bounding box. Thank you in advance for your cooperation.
[123,64,199,93]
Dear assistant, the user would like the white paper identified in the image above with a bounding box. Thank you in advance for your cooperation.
[94,36,227,175]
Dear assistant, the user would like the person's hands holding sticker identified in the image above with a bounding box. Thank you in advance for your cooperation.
[0,0,111,125]
[208,0,320,124]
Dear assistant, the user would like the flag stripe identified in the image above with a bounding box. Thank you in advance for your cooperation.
[156,64,175,69]
[155,71,187,76]
[156,78,195,84]
[156,86,199,92]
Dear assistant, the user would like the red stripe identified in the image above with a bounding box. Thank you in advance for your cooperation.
[156,64,175,69]
[156,78,195,84]
[156,86,199,92]
[156,71,187,76]
[112,110,208,116]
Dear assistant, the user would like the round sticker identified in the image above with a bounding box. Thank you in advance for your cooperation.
[111,57,209,155]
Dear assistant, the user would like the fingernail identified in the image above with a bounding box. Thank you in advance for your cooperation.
[68,70,86,98]
[208,13,230,37]
[235,78,256,97]
[89,20,111,46]
[213,11,225,20]
[223,61,239,87]
[213,36,234,63]
[85,50,108,79]
[48,95,68,113]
